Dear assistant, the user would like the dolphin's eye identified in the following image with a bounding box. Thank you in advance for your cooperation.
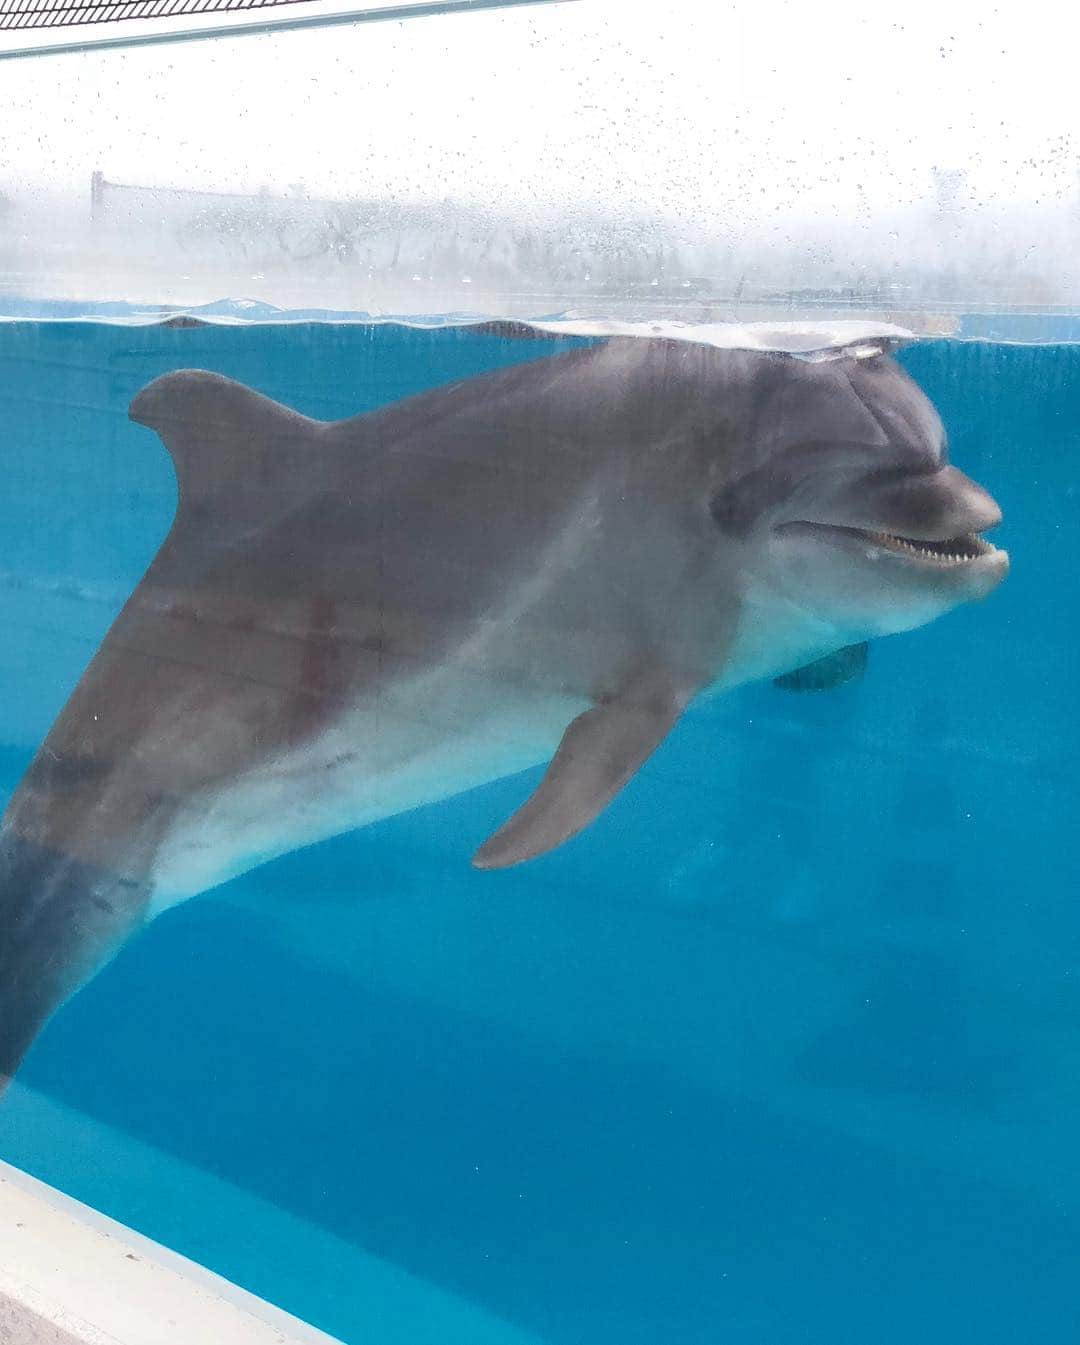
[710,463,796,536]
[709,483,750,534]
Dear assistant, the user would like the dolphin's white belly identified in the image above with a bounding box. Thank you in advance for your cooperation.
[149,583,846,908]
[148,560,849,911]
[148,659,588,911]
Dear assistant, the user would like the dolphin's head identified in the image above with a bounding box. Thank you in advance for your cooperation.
[707,346,1008,642]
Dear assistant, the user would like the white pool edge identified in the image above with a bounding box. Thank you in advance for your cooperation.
[0,1159,345,1345]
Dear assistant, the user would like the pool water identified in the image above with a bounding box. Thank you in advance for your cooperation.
[0,321,1077,1344]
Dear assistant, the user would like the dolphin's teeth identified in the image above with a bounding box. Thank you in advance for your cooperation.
[804,524,992,565]
[863,529,988,564]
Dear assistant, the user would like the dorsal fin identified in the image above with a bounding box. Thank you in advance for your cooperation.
[128,369,323,506]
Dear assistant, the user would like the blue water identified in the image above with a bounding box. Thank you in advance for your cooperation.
[0,322,1077,1344]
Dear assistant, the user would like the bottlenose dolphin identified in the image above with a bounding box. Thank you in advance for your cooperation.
[0,334,1008,1085]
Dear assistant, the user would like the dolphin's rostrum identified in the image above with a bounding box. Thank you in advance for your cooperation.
[0,335,1008,1086]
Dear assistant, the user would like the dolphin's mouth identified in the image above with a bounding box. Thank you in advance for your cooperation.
[782,522,1001,567]
[861,528,997,565]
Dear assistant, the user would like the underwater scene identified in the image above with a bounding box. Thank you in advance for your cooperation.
[0,317,1076,1345]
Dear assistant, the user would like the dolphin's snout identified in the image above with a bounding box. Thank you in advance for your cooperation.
[972,480,1003,533]
[935,465,1002,535]
[860,464,1003,542]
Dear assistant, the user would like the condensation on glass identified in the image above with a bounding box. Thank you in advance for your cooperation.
[2,2,1077,324]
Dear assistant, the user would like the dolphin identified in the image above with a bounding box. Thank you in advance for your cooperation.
[0,334,1008,1086]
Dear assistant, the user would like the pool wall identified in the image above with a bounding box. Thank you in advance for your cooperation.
[0,1158,346,1345]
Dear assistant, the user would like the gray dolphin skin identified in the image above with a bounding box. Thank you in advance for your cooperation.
[0,334,1008,1085]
